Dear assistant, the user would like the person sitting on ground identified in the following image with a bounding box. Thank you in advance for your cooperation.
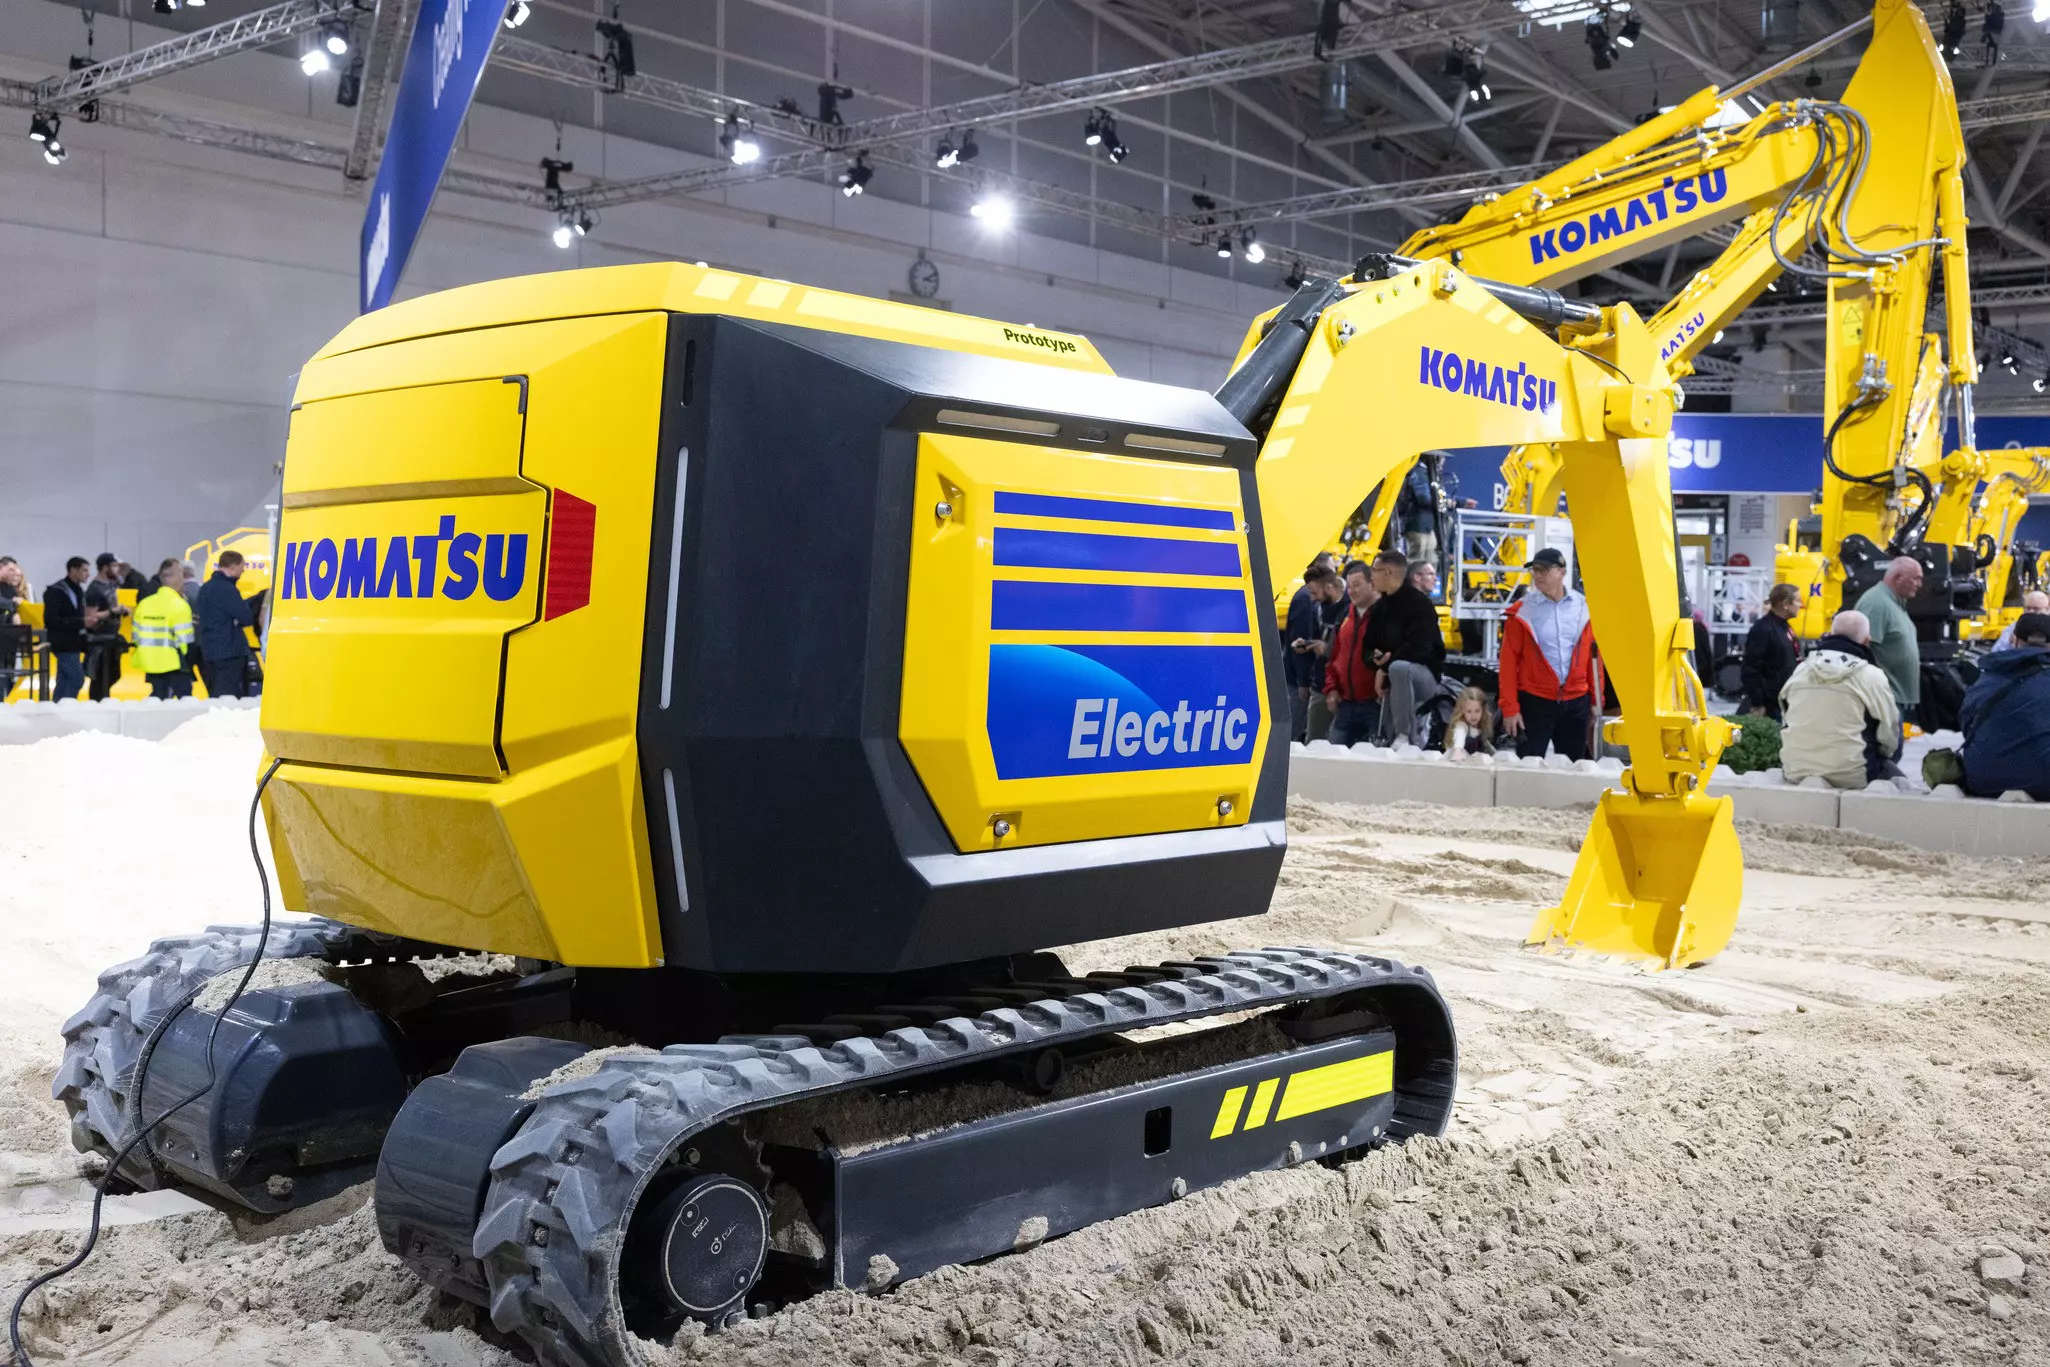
[1740,583,1803,721]
[1991,591,2050,652]
[132,559,197,699]
[1443,686,1495,761]
[1779,609,1900,789]
[1958,611,2050,801]
[1322,560,1380,746]
[1284,562,1344,742]
[1854,556,1923,724]
[1498,547,1601,761]
[1362,549,1445,748]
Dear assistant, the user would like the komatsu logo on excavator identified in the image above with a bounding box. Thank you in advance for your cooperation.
[1661,310,1708,362]
[276,516,529,601]
[1527,169,1730,267]
[1418,346,1559,413]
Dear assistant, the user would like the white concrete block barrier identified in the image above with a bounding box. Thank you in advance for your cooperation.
[1287,742,2050,859]
[0,696,261,744]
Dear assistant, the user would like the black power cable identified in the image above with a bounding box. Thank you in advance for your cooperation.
[8,756,287,1367]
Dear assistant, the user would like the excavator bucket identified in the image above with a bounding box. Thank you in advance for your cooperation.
[1526,788,1742,969]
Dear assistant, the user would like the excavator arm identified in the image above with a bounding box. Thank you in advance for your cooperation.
[1224,258,1740,968]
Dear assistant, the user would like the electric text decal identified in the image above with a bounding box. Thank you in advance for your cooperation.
[1527,168,1729,267]
[982,491,1261,779]
[276,517,528,601]
[1418,347,1559,412]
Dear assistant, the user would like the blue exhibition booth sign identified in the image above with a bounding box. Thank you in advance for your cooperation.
[1437,413,2050,509]
[359,0,504,313]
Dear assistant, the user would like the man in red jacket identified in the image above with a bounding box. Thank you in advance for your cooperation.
[1322,560,1380,745]
[1499,547,1603,761]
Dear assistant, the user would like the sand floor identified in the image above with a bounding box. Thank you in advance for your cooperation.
[1,716,2044,1365]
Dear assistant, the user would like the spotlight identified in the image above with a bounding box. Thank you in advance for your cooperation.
[1283,262,1308,289]
[817,81,852,126]
[1241,230,1265,264]
[575,210,593,236]
[1616,13,1641,46]
[1106,136,1129,163]
[504,0,531,28]
[1942,0,1967,57]
[42,137,66,166]
[1086,111,1121,158]
[1713,330,1726,344]
[323,23,350,56]
[1084,111,1104,147]
[28,112,57,144]
[300,47,331,76]
[719,112,759,165]
[152,0,178,11]
[957,128,979,163]
[597,20,636,80]
[1216,235,1233,259]
[1192,191,1217,213]
[1585,15,1616,69]
[970,191,1013,228]
[838,151,873,197]
[336,56,362,107]
[1441,49,1465,78]
[935,136,958,168]
[2034,372,2047,394]
[552,219,574,249]
[1983,0,2005,58]
[1461,53,1490,102]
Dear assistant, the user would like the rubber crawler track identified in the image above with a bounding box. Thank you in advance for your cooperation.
[474,948,1456,1367]
[52,918,404,1187]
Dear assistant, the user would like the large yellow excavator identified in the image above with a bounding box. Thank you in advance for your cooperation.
[50,254,1729,1366]
[1351,0,2034,665]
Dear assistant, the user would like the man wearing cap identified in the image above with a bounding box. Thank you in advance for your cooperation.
[1959,611,2050,800]
[1498,547,1602,761]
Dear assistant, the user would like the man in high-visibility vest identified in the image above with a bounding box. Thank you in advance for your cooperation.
[133,558,197,699]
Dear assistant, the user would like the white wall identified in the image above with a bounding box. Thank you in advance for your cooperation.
[0,4,1283,588]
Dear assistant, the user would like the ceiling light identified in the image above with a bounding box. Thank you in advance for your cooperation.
[1585,15,1616,69]
[1084,111,1104,147]
[1241,231,1265,264]
[719,112,760,165]
[300,47,331,76]
[1441,49,1465,78]
[957,129,980,163]
[598,20,637,80]
[1216,235,1233,259]
[153,0,179,11]
[970,191,1013,228]
[839,151,873,197]
[28,112,57,144]
[323,25,350,57]
[1616,14,1641,46]
[42,138,66,166]
[1942,0,1967,57]
[1107,134,1129,163]
[552,220,574,249]
[2033,372,2047,394]
[935,135,958,168]
[504,0,531,28]
[1283,262,1307,289]
[1461,54,1490,102]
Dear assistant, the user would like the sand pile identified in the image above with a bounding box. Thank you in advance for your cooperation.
[1,729,2046,1365]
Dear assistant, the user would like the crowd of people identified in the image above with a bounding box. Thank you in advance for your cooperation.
[0,550,259,701]
[1283,542,1601,763]
[1739,558,2050,800]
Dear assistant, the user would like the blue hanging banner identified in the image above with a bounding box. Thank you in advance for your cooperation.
[359,0,505,313]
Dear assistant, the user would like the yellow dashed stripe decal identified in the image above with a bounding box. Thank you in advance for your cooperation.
[1210,1050,1394,1138]
[1242,1078,1280,1130]
[1210,1086,1248,1139]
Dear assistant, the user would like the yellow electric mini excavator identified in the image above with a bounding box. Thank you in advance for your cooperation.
[55,252,1730,1367]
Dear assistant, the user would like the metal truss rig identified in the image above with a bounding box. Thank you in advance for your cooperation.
[31,0,369,116]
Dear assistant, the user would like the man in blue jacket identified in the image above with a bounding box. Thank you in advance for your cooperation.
[193,551,256,698]
[1960,612,2050,800]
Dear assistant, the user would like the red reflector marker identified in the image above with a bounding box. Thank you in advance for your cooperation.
[543,490,597,621]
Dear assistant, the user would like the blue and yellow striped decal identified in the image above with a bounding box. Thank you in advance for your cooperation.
[984,491,1262,782]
